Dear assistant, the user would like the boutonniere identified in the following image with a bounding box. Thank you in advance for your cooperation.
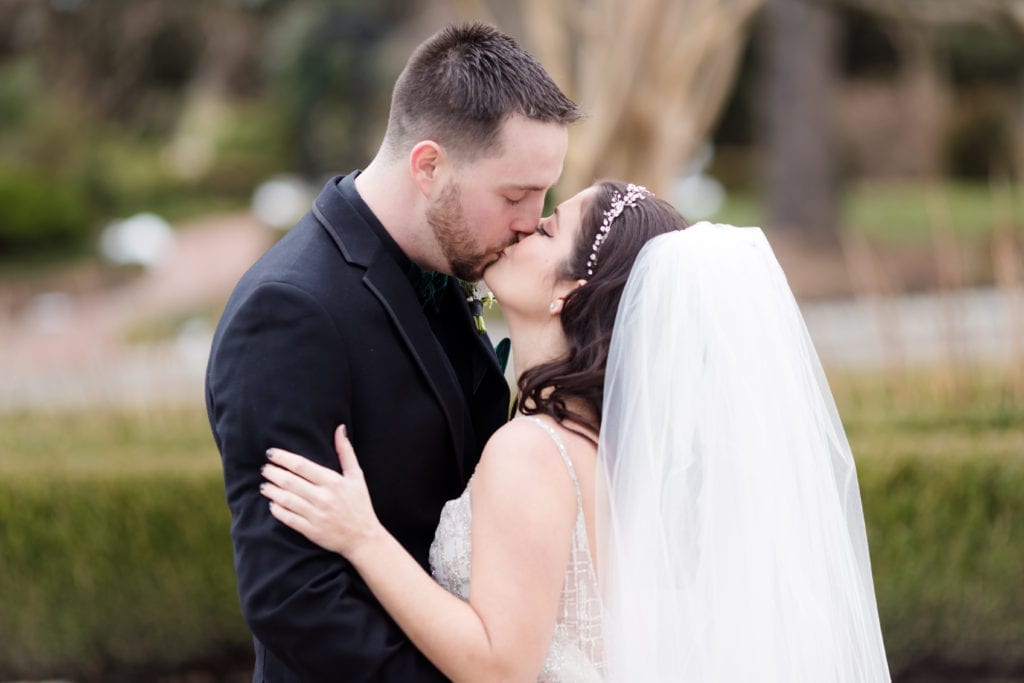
[459,280,497,333]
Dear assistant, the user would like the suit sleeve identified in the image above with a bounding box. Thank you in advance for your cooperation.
[206,281,448,682]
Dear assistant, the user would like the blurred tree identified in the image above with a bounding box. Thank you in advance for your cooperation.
[756,0,1024,245]
[0,0,287,253]
[450,0,764,196]
[828,0,1024,34]
[757,0,842,247]
[264,0,412,177]
[0,0,267,124]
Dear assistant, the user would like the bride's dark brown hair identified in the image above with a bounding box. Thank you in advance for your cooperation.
[516,180,690,440]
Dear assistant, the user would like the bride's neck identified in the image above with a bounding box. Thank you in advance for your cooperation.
[505,314,566,382]
[506,315,599,438]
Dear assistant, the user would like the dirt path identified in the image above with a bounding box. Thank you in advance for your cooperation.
[0,212,273,412]
[1,216,1020,413]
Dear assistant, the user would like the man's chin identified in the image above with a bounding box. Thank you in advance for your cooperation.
[480,252,505,276]
[456,253,502,282]
[451,264,485,283]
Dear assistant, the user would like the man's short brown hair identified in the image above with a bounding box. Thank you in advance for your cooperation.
[383,23,581,161]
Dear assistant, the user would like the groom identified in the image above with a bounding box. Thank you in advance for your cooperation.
[206,23,580,682]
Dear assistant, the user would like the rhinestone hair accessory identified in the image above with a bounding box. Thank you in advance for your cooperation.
[585,183,652,276]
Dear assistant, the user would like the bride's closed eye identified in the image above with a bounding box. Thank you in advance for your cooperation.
[535,223,552,237]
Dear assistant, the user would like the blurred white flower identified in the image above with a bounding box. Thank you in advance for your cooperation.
[672,174,726,220]
[100,213,175,268]
[252,175,313,231]
[671,141,726,220]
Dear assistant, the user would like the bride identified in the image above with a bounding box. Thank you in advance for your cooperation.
[260,180,891,682]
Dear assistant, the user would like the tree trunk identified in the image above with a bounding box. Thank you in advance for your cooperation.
[758,0,841,248]
[444,0,763,197]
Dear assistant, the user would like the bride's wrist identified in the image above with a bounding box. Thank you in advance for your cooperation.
[344,521,390,567]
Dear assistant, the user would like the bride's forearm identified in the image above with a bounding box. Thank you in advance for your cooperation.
[348,530,526,683]
[261,436,546,680]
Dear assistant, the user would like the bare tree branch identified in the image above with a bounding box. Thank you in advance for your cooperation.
[809,0,1024,33]
[459,0,764,194]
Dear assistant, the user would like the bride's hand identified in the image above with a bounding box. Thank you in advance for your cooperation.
[261,425,382,557]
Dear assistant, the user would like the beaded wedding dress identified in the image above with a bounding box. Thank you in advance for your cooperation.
[429,416,605,682]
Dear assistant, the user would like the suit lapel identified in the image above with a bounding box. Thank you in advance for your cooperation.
[362,259,471,478]
[444,283,506,395]
[442,281,513,450]
[312,176,472,480]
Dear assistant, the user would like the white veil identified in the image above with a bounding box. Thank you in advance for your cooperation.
[597,223,890,681]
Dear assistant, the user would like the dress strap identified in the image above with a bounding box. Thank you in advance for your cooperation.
[521,416,583,505]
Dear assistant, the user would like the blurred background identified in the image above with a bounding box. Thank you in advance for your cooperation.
[0,0,1021,681]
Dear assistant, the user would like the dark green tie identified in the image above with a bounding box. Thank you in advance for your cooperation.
[494,337,510,375]
[410,267,449,313]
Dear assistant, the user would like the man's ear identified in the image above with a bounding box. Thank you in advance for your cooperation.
[409,141,445,198]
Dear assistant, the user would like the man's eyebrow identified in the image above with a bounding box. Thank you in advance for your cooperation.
[502,184,547,193]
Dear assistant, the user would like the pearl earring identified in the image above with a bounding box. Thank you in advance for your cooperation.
[549,302,558,312]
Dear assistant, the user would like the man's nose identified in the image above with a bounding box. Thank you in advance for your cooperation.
[510,218,537,236]
[510,197,546,235]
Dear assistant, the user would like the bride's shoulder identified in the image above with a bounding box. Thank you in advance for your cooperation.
[482,416,568,464]
[470,417,578,517]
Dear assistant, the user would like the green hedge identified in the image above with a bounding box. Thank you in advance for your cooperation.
[0,410,249,680]
[0,405,1021,679]
[861,452,1024,675]
[0,168,94,253]
[0,472,249,679]
[846,394,1024,677]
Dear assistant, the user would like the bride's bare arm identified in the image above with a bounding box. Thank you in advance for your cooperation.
[261,422,577,683]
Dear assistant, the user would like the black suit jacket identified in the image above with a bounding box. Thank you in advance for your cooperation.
[206,173,510,682]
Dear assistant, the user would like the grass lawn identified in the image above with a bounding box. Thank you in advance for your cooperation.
[711,180,1024,244]
[4,368,1018,472]
[0,408,220,480]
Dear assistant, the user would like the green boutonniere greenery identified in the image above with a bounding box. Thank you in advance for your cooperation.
[459,280,497,334]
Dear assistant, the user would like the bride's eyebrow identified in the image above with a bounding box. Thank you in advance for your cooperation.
[544,207,561,233]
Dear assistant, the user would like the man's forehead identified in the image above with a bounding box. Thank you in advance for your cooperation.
[463,118,567,189]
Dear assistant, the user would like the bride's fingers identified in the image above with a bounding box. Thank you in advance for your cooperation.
[265,448,332,485]
[260,481,318,520]
[267,497,315,538]
[334,424,363,478]
[262,463,324,503]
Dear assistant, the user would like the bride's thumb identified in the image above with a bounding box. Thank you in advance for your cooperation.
[334,424,362,476]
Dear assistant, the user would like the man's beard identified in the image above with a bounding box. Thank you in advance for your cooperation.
[426,181,499,281]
